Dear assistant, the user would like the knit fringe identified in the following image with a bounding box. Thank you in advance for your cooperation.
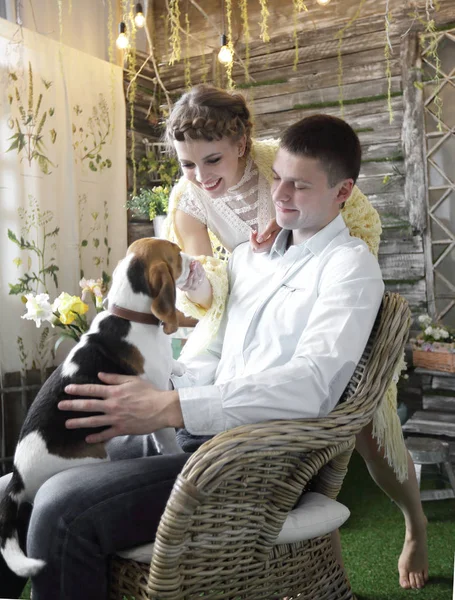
[371,352,409,483]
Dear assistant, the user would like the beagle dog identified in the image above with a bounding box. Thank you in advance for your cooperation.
[0,237,192,578]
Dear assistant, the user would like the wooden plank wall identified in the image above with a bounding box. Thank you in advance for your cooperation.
[124,0,455,407]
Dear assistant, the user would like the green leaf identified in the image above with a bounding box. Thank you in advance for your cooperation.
[93,238,100,248]
[81,240,88,247]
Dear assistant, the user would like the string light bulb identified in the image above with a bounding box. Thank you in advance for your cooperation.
[134,3,146,28]
[218,34,233,65]
[116,22,129,49]
[316,0,332,5]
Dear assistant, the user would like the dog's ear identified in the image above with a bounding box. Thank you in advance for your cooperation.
[148,261,178,334]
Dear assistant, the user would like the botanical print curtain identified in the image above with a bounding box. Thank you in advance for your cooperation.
[0,17,127,375]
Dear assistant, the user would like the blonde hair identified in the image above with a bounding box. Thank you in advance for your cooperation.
[165,84,253,156]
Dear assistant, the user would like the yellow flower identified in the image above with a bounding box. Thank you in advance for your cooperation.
[53,292,89,325]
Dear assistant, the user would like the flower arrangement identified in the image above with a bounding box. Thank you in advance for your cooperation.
[127,185,170,220]
[21,278,106,348]
[411,314,455,373]
[413,314,455,347]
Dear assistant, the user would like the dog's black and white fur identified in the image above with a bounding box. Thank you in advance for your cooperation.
[0,237,192,577]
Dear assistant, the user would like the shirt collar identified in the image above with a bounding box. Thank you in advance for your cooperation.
[270,213,347,258]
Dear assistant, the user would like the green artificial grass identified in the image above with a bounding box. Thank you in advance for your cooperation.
[20,452,454,599]
[339,452,454,600]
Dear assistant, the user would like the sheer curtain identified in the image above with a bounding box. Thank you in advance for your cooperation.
[0,16,127,375]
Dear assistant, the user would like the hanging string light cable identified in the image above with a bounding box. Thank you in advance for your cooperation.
[218,0,233,65]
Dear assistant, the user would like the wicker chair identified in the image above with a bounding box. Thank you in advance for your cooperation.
[110,292,411,600]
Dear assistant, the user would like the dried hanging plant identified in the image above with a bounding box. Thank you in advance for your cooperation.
[201,29,208,83]
[225,0,235,89]
[384,0,394,124]
[163,12,170,63]
[122,0,138,194]
[58,0,63,42]
[184,12,192,89]
[239,0,250,81]
[292,0,308,72]
[335,0,366,117]
[169,0,182,65]
[259,0,270,43]
[107,0,116,140]
[421,0,443,131]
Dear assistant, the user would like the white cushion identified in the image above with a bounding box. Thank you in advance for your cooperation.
[116,492,349,564]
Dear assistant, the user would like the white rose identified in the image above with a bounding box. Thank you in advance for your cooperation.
[440,329,449,339]
[432,330,441,340]
[21,293,53,327]
[424,326,433,336]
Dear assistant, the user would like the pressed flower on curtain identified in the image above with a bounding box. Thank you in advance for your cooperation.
[0,18,127,375]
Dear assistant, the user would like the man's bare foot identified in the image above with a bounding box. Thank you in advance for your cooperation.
[398,519,429,589]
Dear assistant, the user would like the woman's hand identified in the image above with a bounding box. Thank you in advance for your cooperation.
[178,259,207,292]
[178,259,213,309]
[58,372,183,444]
[250,218,281,253]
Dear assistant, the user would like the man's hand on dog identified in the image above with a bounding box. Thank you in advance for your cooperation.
[58,373,184,443]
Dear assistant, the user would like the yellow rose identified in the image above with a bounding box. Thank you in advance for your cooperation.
[53,292,89,325]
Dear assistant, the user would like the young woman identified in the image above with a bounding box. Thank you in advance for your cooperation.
[163,84,428,590]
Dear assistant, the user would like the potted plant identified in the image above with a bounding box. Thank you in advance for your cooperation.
[127,186,170,238]
[411,314,455,373]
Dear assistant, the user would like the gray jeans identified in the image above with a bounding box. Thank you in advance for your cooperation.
[0,435,190,600]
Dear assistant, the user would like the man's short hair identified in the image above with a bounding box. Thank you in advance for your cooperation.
[280,114,361,186]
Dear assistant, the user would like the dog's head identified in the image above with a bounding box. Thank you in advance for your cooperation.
[123,238,192,334]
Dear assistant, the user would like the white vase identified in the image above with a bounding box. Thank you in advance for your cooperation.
[153,215,166,238]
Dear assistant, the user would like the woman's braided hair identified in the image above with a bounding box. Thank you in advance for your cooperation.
[164,84,253,157]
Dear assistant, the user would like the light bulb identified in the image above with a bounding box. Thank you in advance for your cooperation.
[218,45,233,64]
[135,3,145,28]
[116,22,129,49]
[218,34,233,65]
[316,0,331,5]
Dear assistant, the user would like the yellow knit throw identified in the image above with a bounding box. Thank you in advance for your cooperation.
[164,138,408,482]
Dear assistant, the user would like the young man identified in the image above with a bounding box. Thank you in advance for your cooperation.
[0,115,384,599]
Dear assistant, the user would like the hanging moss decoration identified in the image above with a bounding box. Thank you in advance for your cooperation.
[384,0,394,124]
[259,0,270,43]
[163,12,170,63]
[420,2,443,132]
[58,0,63,43]
[239,0,250,81]
[225,0,235,89]
[201,30,208,83]
[292,0,308,72]
[335,0,366,117]
[184,12,192,89]
[107,0,116,140]
[169,0,182,65]
[122,0,138,194]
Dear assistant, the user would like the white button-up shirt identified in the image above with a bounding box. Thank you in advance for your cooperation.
[173,214,384,435]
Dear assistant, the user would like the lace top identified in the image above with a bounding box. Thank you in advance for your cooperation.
[177,157,274,253]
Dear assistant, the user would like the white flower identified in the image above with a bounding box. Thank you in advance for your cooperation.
[432,330,441,340]
[424,326,434,336]
[440,329,450,339]
[21,293,53,327]
[418,314,432,327]
[79,277,104,308]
